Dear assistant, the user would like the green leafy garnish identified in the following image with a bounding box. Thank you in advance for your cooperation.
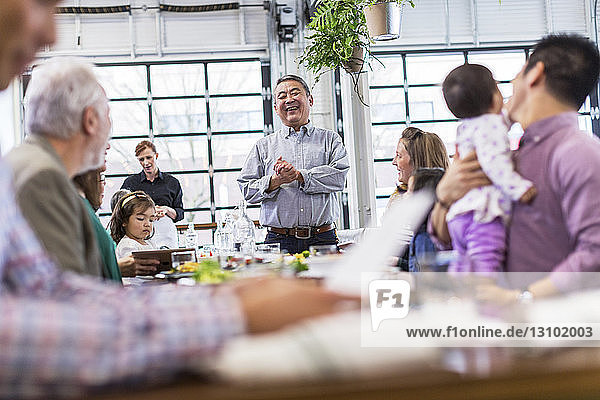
[192,259,233,284]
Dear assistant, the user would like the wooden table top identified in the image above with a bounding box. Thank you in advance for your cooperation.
[94,347,600,400]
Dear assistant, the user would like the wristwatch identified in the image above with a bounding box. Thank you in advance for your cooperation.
[517,289,534,304]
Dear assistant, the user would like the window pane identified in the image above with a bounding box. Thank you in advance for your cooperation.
[370,88,406,123]
[498,83,513,100]
[153,136,209,171]
[214,171,244,207]
[407,86,454,121]
[101,176,126,214]
[372,124,404,160]
[153,99,207,134]
[579,97,591,113]
[99,215,111,229]
[508,123,524,150]
[109,101,149,136]
[579,115,593,136]
[150,64,206,97]
[95,65,147,99]
[181,210,212,224]
[406,54,465,85]
[370,56,404,86]
[209,96,263,131]
[176,173,210,209]
[107,138,148,174]
[207,61,262,94]
[467,51,526,82]
[212,132,263,169]
[195,227,214,246]
[374,161,399,194]
[410,121,459,154]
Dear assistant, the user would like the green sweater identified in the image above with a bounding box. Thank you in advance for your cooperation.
[82,198,123,284]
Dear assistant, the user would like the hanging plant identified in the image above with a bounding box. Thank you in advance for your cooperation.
[297,0,415,102]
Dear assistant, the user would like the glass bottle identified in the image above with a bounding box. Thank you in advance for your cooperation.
[184,222,197,249]
[233,201,255,255]
[214,217,231,254]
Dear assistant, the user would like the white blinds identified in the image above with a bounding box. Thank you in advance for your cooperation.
[373,0,590,50]
[49,0,591,56]
[50,0,269,56]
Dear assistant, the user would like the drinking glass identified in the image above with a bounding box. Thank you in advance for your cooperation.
[309,244,338,257]
[255,243,281,263]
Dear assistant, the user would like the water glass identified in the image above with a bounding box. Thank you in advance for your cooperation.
[255,243,281,263]
[309,244,338,257]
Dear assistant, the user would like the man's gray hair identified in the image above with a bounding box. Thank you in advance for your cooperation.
[25,58,106,140]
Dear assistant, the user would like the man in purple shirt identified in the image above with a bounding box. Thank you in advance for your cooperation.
[430,34,600,302]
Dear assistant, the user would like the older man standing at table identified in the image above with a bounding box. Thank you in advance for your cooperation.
[238,74,349,254]
[429,34,600,302]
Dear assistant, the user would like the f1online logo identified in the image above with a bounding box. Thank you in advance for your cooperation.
[369,279,411,331]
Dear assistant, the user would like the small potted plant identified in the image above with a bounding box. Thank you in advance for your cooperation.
[298,0,415,81]
[364,0,415,40]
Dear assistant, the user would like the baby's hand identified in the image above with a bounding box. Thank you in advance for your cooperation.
[519,186,537,204]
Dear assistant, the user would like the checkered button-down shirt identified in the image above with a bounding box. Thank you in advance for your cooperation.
[238,122,349,228]
[0,163,244,398]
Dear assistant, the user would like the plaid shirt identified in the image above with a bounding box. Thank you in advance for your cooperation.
[0,164,245,398]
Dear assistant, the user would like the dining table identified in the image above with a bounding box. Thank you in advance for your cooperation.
[110,247,600,400]
[93,346,600,400]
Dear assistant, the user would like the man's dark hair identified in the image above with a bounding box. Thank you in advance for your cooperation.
[442,63,497,119]
[525,33,600,109]
[275,74,311,96]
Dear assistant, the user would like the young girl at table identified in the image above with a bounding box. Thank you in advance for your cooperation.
[109,191,158,260]
[442,63,537,273]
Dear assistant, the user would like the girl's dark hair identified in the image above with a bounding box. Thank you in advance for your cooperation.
[442,63,497,119]
[110,189,130,213]
[411,167,445,194]
[108,190,155,243]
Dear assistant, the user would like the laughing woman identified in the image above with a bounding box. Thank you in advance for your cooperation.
[388,127,449,208]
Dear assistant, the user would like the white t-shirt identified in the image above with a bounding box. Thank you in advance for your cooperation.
[115,236,157,259]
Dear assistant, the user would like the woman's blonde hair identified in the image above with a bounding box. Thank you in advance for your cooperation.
[401,127,449,171]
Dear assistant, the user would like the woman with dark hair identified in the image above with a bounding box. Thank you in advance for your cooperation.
[121,140,184,248]
[73,167,122,283]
